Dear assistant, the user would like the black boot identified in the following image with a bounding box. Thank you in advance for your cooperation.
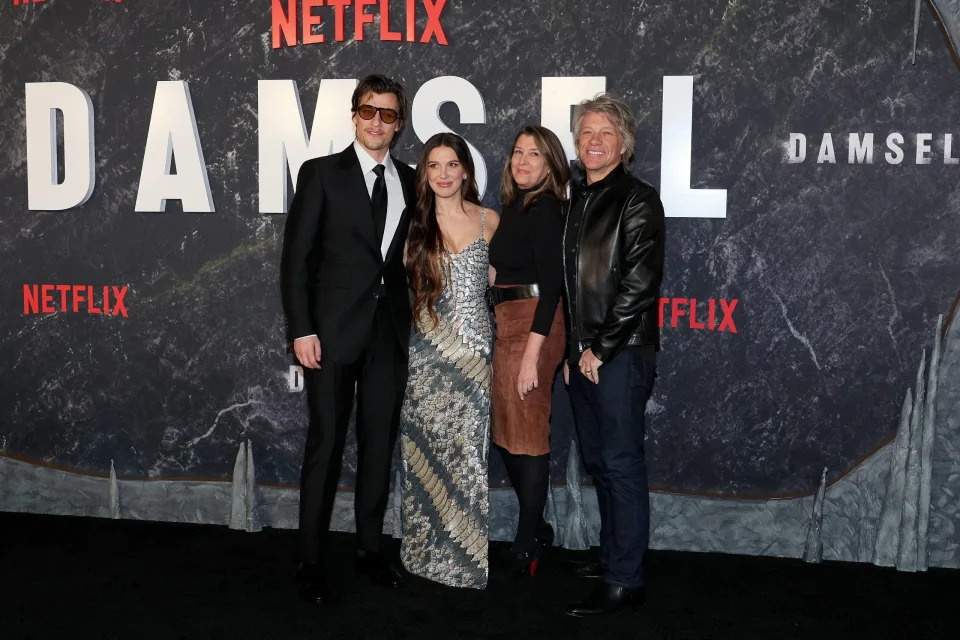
[565,583,646,617]
[354,551,404,588]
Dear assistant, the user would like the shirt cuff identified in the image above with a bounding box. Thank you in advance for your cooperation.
[294,335,317,341]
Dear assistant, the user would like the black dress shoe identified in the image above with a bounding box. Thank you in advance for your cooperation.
[296,563,331,605]
[565,583,646,617]
[354,551,404,588]
[571,561,604,579]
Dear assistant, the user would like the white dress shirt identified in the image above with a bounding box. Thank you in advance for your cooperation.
[295,143,406,341]
[353,141,406,260]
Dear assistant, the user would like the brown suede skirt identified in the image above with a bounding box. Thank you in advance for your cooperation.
[491,297,566,455]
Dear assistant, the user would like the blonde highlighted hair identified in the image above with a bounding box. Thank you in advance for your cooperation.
[572,92,637,167]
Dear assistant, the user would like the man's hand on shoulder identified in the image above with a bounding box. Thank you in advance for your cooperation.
[294,335,322,369]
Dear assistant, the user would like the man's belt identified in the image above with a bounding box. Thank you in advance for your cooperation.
[487,283,540,307]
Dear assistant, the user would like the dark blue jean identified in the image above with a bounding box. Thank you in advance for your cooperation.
[569,347,656,589]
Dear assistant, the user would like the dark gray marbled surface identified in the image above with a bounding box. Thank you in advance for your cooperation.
[1,1,959,494]
[930,314,960,566]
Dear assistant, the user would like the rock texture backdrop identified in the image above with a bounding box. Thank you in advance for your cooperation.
[1,0,958,567]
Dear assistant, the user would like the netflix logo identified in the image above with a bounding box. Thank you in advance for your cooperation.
[271,0,448,49]
[23,285,129,317]
[659,298,739,333]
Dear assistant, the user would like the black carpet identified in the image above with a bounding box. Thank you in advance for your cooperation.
[2,512,956,640]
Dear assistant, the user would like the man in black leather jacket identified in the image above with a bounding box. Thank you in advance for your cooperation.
[562,93,665,617]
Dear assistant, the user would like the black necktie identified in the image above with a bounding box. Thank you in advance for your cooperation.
[371,164,387,246]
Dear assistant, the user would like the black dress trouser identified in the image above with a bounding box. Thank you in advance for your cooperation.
[298,298,407,565]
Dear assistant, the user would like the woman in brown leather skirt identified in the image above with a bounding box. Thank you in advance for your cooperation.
[488,125,570,576]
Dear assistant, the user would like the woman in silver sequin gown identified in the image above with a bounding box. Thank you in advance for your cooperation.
[399,133,499,589]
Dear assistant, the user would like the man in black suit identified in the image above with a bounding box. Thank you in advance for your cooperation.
[280,74,416,604]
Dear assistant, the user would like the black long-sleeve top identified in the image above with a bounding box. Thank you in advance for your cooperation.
[488,187,565,336]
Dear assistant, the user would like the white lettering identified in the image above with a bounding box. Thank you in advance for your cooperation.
[816,133,836,164]
[25,82,95,210]
[916,133,933,165]
[848,133,874,164]
[411,76,488,197]
[659,76,727,219]
[885,132,904,165]
[135,81,214,212]
[288,365,304,392]
[945,134,959,165]
[787,133,807,163]
[257,79,357,214]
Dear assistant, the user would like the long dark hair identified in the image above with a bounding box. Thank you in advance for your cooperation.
[406,133,480,331]
[500,125,571,210]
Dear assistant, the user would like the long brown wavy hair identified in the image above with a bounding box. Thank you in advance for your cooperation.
[499,125,571,211]
[406,133,480,331]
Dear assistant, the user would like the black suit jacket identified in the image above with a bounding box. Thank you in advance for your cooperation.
[280,145,416,363]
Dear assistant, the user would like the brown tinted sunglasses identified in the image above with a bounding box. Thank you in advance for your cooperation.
[355,104,400,124]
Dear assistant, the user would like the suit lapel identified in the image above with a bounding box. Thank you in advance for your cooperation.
[384,163,415,265]
[337,145,380,258]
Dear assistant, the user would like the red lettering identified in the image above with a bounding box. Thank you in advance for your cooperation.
[658,297,668,328]
[421,0,447,45]
[72,285,85,313]
[302,0,325,45]
[41,284,55,313]
[379,0,402,41]
[718,299,738,333]
[670,298,687,328]
[56,284,70,311]
[329,0,351,41]
[689,298,705,329]
[23,285,39,314]
[21,284,129,317]
[708,298,716,330]
[271,0,298,49]
[355,0,377,40]
[406,0,415,41]
[112,286,128,317]
[87,285,101,314]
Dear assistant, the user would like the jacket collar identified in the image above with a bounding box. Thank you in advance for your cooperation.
[579,164,629,192]
[335,144,379,257]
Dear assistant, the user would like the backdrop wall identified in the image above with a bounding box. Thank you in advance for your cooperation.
[2,0,959,570]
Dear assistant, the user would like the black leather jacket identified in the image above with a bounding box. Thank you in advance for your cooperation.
[563,165,665,364]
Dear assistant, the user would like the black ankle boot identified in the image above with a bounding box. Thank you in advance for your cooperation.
[565,583,646,617]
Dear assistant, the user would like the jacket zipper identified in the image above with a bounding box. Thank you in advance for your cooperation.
[563,192,592,354]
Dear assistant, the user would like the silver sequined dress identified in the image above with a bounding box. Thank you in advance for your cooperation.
[399,214,491,590]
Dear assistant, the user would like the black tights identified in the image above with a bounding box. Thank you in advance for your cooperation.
[497,446,552,554]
